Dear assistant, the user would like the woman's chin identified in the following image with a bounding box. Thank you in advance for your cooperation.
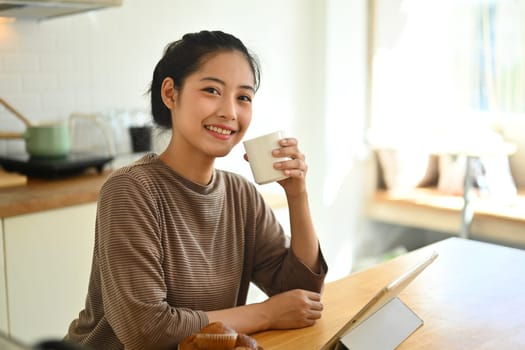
[213,150,232,158]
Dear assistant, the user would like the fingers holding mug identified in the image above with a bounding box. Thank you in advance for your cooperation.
[273,137,308,178]
[243,130,291,185]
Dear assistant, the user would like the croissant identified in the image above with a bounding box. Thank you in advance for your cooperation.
[179,322,263,350]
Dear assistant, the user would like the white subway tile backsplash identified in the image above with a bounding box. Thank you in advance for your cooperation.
[39,53,74,73]
[73,94,94,113]
[40,92,76,118]
[0,25,19,52]
[91,91,118,110]
[22,73,58,92]
[0,113,24,154]
[2,54,39,72]
[0,114,26,131]
[58,71,91,91]
[0,74,23,94]
[14,24,58,52]
[0,4,163,121]
[55,34,87,54]
[72,54,92,71]
[5,139,25,153]
[0,94,41,122]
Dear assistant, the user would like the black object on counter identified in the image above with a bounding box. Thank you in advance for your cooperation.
[129,126,152,153]
[34,340,93,350]
[0,153,113,179]
[1,330,93,350]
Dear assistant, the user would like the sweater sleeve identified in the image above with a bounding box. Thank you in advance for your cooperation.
[249,188,328,296]
[96,173,207,350]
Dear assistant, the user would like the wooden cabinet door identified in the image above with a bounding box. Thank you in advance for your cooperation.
[3,203,96,344]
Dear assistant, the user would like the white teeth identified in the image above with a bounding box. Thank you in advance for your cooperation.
[206,126,232,135]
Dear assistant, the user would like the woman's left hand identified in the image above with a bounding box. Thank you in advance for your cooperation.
[273,137,308,197]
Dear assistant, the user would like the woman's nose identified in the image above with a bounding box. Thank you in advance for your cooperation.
[219,96,237,120]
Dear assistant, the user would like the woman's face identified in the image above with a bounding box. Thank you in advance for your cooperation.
[164,50,255,159]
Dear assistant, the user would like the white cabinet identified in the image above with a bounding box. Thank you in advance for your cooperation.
[0,222,8,334]
[3,203,97,344]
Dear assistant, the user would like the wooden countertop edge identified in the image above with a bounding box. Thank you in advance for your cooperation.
[0,170,111,218]
[1,192,99,218]
[0,169,288,218]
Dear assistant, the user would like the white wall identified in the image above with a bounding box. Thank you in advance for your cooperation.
[0,0,325,144]
[0,0,372,281]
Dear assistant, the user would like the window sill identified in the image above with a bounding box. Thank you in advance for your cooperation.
[367,187,525,246]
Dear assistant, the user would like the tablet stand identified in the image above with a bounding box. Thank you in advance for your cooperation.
[335,297,423,350]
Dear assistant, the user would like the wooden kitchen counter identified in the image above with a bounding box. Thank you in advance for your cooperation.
[0,169,288,218]
[0,169,111,218]
[253,237,525,349]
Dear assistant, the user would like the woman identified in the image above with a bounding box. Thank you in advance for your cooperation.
[66,30,327,350]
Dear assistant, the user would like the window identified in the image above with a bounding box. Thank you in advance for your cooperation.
[369,0,525,136]
[367,0,525,192]
[477,1,525,113]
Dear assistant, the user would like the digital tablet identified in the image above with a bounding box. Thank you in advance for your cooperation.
[320,251,439,350]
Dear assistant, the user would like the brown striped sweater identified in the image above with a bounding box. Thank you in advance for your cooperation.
[65,153,327,350]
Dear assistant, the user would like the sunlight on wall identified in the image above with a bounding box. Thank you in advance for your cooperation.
[371,1,478,133]
[322,0,367,207]
[319,0,369,282]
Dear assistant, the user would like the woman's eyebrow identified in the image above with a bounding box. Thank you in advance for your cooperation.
[200,76,255,93]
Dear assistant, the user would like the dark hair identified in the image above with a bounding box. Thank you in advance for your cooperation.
[149,30,261,129]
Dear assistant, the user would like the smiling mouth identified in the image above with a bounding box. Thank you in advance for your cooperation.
[205,125,235,135]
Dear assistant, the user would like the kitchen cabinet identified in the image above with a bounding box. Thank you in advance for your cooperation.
[0,222,8,335]
[3,203,97,344]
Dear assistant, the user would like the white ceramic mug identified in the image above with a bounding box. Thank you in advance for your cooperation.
[243,130,290,185]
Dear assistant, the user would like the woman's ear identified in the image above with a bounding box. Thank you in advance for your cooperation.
[160,77,178,109]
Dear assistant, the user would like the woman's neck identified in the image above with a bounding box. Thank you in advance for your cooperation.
[159,146,215,186]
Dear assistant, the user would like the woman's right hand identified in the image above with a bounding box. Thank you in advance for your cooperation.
[262,289,323,329]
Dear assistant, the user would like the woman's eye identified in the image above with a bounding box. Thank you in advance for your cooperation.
[238,95,252,103]
[203,87,219,95]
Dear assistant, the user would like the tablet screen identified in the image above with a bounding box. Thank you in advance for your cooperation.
[320,251,438,350]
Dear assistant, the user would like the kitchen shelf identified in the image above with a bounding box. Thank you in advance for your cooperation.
[367,187,525,247]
